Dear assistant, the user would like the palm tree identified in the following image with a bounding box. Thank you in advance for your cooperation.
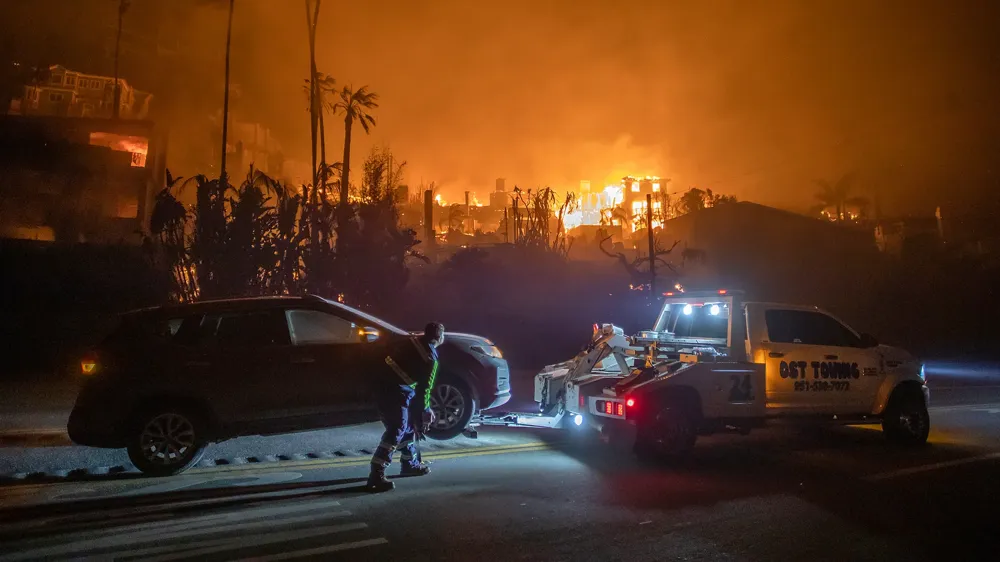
[112,0,130,119]
[304,0,322,196]
[303,72,336,200]
[219,0,235,185]
[813,173,867,221]
[333,85,378,206]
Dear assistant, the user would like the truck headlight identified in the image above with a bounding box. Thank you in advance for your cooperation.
[471,345,503,359]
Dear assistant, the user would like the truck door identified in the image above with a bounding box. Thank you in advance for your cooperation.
[749,306,879,414]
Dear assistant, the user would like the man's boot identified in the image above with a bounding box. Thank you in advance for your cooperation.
[400,461,431,477]
[366,464,395,493]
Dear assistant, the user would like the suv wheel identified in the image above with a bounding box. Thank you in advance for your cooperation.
[127,407,208,476]
[882,391,930,446]
[425,375,476,441]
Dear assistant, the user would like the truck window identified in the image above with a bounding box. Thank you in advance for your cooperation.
[765,309,861,348]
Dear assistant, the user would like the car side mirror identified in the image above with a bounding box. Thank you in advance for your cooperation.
[859,333,878,348]
[359,327,380,343]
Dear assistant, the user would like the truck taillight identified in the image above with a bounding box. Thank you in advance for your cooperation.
[626,397,635,408]
[579,393,586,408]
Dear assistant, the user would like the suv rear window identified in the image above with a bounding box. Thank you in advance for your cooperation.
[210,310,291,348]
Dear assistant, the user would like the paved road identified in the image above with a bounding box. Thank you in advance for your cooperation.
[1,399,999,561]
[1,362,998,477]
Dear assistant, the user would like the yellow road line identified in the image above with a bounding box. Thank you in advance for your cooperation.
[196,441,559,476]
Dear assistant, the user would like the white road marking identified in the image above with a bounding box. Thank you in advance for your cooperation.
[0,508,351,560]
[0,495,342,536]
[864,452,1000,481]
[929,402,1000,413]
[232,537,389,560]
[140,523,371,562]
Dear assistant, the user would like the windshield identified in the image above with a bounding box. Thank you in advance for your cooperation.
[316,297,409,336]
[660,302,730,341]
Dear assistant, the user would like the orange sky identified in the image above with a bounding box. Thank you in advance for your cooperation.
[165,1,1000,214]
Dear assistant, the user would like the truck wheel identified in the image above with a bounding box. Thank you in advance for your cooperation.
[882,391,929,446]
[634,397,698,461]
[126,406,207,476]
[425,375,477,441]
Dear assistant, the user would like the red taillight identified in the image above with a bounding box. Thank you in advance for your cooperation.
[81,353,98,375]
[579,393,585,408]
[626,397,635,408]
[616,403,624,416]
[604,401,613,414]
[718,289,727,295]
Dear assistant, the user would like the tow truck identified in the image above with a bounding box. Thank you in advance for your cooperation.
[478,290,929,458]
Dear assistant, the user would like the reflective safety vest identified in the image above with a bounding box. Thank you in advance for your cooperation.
[384,337,439,409]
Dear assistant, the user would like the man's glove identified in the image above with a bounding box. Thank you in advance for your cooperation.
[421,408,436,434]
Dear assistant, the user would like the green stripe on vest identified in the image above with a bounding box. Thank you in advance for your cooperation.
[425,360,438,410]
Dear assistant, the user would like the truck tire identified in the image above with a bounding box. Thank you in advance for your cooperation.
[126,405,208,476]
[882,389,930,446]
[634,396,699,461]
[425,374,477,441]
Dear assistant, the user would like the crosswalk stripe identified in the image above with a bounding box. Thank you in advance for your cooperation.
[234,537,390,560]
[0,509,352,561]
[138,523,370,562]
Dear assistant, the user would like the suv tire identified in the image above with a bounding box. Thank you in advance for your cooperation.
[882,390,930,446]
[425,374,476,441]
[127,406,208,476]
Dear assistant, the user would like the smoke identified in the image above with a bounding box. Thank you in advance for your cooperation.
[10,0,1000,214]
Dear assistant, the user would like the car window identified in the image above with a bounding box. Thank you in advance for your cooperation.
[286,309,358,345]
[159,315,207,347]
[212,310,291,348]
[765,309,861,348]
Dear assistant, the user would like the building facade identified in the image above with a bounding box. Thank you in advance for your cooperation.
[12,65,152,120]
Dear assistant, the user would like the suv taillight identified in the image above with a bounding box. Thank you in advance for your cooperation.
[80,352,99,376]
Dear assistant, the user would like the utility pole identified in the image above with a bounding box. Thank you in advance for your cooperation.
[424,189,435,259]
[646,193,655,294]
[465,191,471,233]
[503,207,509,243]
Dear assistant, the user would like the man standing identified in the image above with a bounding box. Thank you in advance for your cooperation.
[366,322,445,493]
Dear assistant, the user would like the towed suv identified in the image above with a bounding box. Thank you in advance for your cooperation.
[69,295,510,475]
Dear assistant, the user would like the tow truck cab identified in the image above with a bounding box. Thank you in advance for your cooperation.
[538,290,930,455]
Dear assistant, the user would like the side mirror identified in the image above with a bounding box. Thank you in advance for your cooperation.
[359,326,380,343]
[859,333,879,348]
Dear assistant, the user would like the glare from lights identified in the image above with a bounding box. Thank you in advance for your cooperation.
[682,304,693,315]
[573,414,583,426]
[710,304,721,316]
[625,398,635,407]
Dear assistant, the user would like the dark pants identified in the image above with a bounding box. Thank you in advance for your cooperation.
[371,385,419,469]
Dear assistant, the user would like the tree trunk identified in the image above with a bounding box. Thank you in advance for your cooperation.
[340,115,352,206]
[318,104,326,202]
[113,7,123,119]
[219,0,235,185]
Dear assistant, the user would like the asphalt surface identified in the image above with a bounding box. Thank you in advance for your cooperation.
[0,363,998,560]
[0,402,998,560]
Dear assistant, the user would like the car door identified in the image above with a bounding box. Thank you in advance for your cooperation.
[200,309,295,431]
[757,307,879,415]
[279,307,382,429]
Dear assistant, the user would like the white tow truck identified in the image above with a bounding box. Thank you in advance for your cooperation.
[491,290,929,458]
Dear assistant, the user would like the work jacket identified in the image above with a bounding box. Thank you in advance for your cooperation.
[381,336,439,411]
